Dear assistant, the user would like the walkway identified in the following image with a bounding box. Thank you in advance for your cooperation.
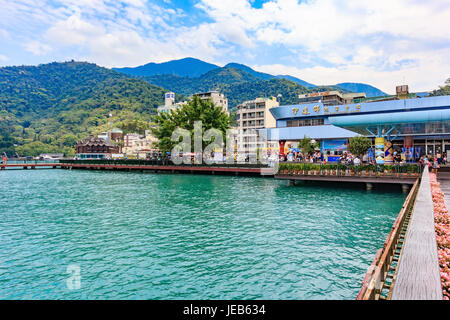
[391,167,443,300]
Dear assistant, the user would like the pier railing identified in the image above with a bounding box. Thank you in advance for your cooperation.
[278,163,422,179]
[356,177,420,300]
[59,159,269,168]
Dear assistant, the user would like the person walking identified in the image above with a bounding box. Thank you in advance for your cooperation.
[432,160,440,176]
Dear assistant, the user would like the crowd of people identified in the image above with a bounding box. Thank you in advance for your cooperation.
[278,148,448,173]
[278,150,323,163]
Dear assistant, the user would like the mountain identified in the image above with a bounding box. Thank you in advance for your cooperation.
[224,78,311,108]
[275,75,316,88]
[113,57,219,78]
[144,67,260,96]
[0,61,168,156]
[114,58,386,98]
[143,67,312,108]
[114,58,317,88]
[335,82,387,97]
[224,63,274,80]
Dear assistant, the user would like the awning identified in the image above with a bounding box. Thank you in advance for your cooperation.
[328,109,450,136]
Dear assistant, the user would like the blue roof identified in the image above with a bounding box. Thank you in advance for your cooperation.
[263,125,358,141]
[269,95,450,120]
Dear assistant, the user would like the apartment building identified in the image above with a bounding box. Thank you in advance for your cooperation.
[298,91,366,106]
[235,97,279,152]
[193,91,229,115]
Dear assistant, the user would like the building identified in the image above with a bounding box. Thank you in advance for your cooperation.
[261,86,450,163]
[235,97,279,152]
[297,91,366,106]
[38,153,64,160]
[193,91,229,115]
[157,91,229,115]
[157,92,187,113]
[97,128,123,143]
[122,131,158,159]
[110,128,123,143]
[75,136,121,159]
[124,133,141,148]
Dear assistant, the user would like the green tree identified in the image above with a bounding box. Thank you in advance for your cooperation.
[430,78,450,96]
[349,136,372,156]
[298,136,317,156]
[58,134,78,147]
[151,96,233,153]
[15,141,60,157]
[117,119,150,135]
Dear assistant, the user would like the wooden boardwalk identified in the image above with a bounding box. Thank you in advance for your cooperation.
[391,167,443,300]
[0,162,272,176]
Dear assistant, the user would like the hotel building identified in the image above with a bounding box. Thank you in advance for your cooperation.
[193,91,229,116]
[235,97,279,152]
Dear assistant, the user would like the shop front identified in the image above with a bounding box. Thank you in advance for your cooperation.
[321,139,348,162]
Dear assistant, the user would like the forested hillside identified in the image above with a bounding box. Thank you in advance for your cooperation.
[0,61,167,156]
[144,67,313,108]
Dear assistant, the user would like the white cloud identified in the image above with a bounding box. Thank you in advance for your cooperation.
[0,28,9,39]
[199,0,450,91]
[1,0,449,91]
[0,53,9,62]
[255,46,450,94]
[24,41,52,55]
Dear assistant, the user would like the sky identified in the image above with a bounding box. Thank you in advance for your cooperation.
[1,0,450,94]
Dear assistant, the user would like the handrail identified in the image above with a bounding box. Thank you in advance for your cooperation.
[356,177,420,300]
[278,162,423,178]
[60,159,269,169]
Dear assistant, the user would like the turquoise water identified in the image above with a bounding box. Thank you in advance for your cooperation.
[0,169,405,300]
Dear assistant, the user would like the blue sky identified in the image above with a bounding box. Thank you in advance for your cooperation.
[1,0,449,93]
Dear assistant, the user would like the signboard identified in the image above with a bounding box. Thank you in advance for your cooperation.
[375,137,385,164]
[327,156,341,162]
[288,102,362,117]
[323,139,348,151]
[385,141,393,164]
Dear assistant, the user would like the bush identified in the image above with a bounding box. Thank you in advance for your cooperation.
[349,136,372,156]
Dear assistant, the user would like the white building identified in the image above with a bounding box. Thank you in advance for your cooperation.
[235,97,279,153]
[193,91,229,116]
[123,131,159,159]
[157,92,187,113]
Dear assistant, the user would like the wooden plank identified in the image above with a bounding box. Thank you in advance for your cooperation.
[357,179,418,300]
[391,167,443,300]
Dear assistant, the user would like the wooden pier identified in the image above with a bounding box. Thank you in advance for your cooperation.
[357,167,443,300]
[390,167,443,300]
[0,162,269,176]
[0,163,61,170]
